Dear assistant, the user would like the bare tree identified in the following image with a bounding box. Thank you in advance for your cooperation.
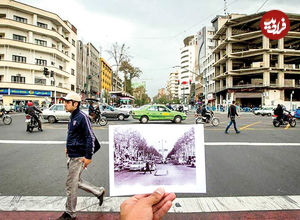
[106,42,130,75]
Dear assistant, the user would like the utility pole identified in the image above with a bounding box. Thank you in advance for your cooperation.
[290,90,294,111]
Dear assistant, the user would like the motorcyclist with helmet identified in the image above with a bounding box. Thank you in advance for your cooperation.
[26,101,43,131]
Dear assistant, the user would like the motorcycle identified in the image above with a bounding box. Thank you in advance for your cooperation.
[0,109,12,125]
[90,110,108,126]
[195,111,220,126]
[272,111,296,127]
[26,113,42,132]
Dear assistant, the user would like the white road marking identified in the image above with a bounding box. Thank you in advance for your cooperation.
[0,140,109,145]
[0,140,300,146]
[0,195,299,213]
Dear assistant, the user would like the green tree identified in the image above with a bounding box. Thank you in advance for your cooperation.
[119,60,142,95]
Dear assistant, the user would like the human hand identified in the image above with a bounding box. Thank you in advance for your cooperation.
[120,187,176,220]
[65,148,67,158]
[80,158,92,169]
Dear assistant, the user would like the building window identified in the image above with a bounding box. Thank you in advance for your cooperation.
[35,58,47,66]
[11,75,25,83]
[12,55,26,63]
[13,15,27,23]
[71,84,75,91]
[37,22,48,29]
[35,77,46,85]
[71,68,75,75]
[72,53,75,60]
[72,39,75,46]
[59,65,63,70]
[13,34,26,42]
[51,80,55,86]
[35,39,47,46]
[51,61,55,65]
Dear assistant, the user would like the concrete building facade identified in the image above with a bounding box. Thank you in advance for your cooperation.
[86,42,99,98]
[197,26,216,105]
[76,40,88,96]
[179,35,198,104]
[166,71,179,99]
[0,0,77,106]
[213,12,300,109]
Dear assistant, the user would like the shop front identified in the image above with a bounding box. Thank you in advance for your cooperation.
[0,88,52,107]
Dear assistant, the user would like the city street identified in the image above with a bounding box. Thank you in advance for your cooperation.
[114,164,196,186]
[0,112,299,198]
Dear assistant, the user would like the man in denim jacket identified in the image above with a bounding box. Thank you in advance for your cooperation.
[57,92,105,220]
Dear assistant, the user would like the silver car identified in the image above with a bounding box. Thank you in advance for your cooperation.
[42,104,89,123]
[99,105,130,120]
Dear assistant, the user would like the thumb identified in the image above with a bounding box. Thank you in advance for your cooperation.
[144,187,165,206]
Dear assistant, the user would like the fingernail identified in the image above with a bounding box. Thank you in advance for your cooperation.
[155,187,164,195]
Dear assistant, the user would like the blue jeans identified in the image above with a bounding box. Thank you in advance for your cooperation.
[225,120,239,133]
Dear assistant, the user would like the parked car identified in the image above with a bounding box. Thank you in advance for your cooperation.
[115,104,138,114]
[129,161,146,171]
[295,108,300,119]
[253,106,274,116]
[42,104,89,123]
[99,104,130,120]
[132,104,186,123]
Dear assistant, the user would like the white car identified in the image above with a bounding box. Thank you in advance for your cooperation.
[115,105,138,114]
[42,104,89,123]
[254,107,274,116]
[129,161,146,171]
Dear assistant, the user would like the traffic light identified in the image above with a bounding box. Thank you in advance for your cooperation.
[43,67,49,76]
[189,79,192,85]
[177,80,180,85]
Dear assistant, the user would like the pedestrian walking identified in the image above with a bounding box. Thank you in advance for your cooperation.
[57,92,105,220]
[143,161,152,174]
[225,100,240,134]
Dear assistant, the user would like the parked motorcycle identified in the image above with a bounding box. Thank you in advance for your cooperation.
[195,111,220,126]
[0,109,12,125]
[272,111,296,127]
[25,113,42,132]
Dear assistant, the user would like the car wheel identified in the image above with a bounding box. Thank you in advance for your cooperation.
[140,116,148,124]
[48,116,56,124]
[267,113,271,116]
[118,114,125,120]
[174,116,182,123]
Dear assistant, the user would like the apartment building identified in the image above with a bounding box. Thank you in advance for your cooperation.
[197,26,216,106]
[86,42,100,97]
[76,40,87,96]
[100,57,112,95]
[166,71,179,99]
[179,35,198,104]
[0,0,77,106]
[213,12,300,108]
[112,72,123,91]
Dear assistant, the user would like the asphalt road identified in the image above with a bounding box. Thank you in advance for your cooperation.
[0,112,299,197]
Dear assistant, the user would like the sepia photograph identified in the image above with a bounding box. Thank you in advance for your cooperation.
[109,124,206,196]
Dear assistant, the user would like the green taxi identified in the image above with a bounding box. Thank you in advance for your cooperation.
[132,104,187,123]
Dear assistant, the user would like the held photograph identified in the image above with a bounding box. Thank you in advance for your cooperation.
[109,124,206,196]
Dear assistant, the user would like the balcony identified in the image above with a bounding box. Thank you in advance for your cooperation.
[0,38,70,61]
[0,18,71,48]
[0,60,71,78]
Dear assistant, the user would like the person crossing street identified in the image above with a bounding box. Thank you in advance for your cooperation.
[225,101,240,134]
[57,92,105,220]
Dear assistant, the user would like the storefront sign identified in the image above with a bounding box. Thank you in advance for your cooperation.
[0,88,9,94]
[10,89,51,96]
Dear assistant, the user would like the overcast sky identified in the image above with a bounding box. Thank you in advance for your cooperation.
[20,0,299,97]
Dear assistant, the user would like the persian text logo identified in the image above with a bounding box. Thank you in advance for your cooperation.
[260,10,290,40]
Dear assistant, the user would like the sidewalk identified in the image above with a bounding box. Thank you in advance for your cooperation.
[1,195,300,219]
